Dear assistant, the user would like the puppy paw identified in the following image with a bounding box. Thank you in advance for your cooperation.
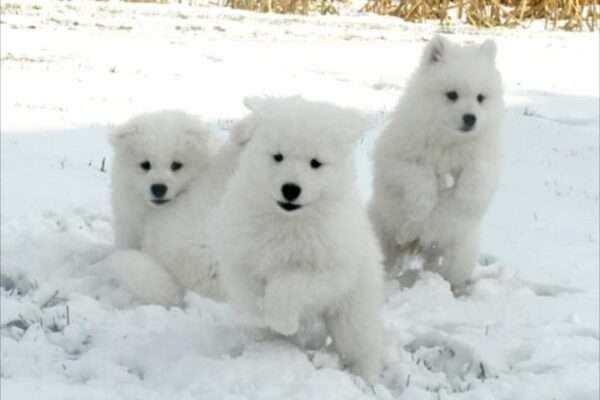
[263,296,300,335]
[395,222,422,246]
[351,357,381,384]
[267,314,299,336]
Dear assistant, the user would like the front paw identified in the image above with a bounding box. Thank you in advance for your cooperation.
[395,221,423,245]
[266,313,299,336]
[263,280,301,336]
[264,305,299,336]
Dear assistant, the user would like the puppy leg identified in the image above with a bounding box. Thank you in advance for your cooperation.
[113,218,139,250]
[423,231,479,291]
[263,274,303,336]
[220,262,264,316]
[444,233,480,291]
[112,186,143,249]
[101,250,182,306]
[324,286,383,383]
[263,267,359,337]
[368,204,398,270]
[374,221,403,271]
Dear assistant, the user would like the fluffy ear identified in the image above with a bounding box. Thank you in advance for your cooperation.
[337,109,369,145]
[480,39,497,63]
[236,95,281,145]
[243,95,304,118]
[182,117,210,139]
[110,121,137,147]
[421,35,448,66]
[242,96,270,118]
[230,115,258,146]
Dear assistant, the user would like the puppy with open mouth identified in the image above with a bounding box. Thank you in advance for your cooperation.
[211,96,384,383]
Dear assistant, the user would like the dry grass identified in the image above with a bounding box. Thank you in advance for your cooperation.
[361,0,599,30]
[112,0,599,30]
[224,0,342,15]
[222,0,599,30]
[114,0,340,14]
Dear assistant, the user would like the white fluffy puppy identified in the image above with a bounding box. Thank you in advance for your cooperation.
[108,110,238,304]
[111,110,217,250]
[369,36,504,291]
[212,96,384,382]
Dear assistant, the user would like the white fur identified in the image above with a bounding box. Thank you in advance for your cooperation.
[369,36,504,290]
[109,110,241,304]
[100,249,182,306]
[212,96,384,382]
[111,110,217,249]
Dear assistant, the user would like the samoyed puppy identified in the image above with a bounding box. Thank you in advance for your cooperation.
[111,110,217,250]
[369,36,504,291]
[211,96,384,382]
[107,110,241,304]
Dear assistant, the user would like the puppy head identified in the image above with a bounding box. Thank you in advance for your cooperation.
[413,36,504,140]
[111,110,215,207]
[233,96,366,216]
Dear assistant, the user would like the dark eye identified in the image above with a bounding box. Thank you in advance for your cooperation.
[171,161,183,172]
[140,161,151,171]
[273,153,284,163]
[310,159,322,169]
[446,91,458,102]
[477,94,486,103]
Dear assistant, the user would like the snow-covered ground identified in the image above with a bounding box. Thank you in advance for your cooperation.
[1,1,598,399]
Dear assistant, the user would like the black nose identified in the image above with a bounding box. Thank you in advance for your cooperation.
[463,113,477,128]
[150,184,168,198]
[281,183,301,202]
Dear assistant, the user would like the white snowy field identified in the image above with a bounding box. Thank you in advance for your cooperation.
[1,1,599,399]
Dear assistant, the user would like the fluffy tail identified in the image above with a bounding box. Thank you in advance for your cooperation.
[100,250,183,306]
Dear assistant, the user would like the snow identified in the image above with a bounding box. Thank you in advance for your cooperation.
[1,1,599,399]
